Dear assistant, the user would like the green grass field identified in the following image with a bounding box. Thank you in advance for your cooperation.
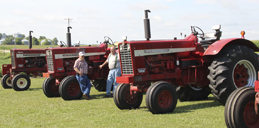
[0,77,226,128]
[3,41,259,127]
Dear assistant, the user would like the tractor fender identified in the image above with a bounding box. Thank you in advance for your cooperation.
[203,38,259,56]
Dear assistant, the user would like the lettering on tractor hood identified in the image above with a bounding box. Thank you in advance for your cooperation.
[134,47,196,56]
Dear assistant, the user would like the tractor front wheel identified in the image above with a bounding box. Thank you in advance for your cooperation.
[176,85,211,101]
[91,79,106,91]
[43,77,60,97]
[146,81,177,114]
[11,74,31,91]
[1,74,12,89]
[59,76,82,100]
[224,87,259,128]
[114,83,143,109]
[208,45,259,105]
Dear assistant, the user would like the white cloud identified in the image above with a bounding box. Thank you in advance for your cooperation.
[128,3,169,11]
[179,14,211,20]
[152,15,163,23]
[120,13,134,19]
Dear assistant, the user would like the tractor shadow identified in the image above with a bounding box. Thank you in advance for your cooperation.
[79,93,109,100]
[28,87,42,91]
[140,96,223,114]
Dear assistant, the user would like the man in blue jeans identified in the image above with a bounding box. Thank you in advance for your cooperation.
[99,46,121,98]
[74,51,92,100]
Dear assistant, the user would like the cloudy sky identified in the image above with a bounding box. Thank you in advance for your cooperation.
[1,0,259,45]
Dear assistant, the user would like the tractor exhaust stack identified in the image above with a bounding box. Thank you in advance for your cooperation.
[144,10,151,41]
[29,31,33,49]
[67,26,72,47]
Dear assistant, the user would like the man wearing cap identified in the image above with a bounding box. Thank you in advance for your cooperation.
[99,46,121,98]
[74,51,92,100]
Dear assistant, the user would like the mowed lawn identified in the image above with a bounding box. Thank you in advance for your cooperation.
[0,77,226,128]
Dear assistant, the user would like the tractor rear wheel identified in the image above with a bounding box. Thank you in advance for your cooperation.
[208,45,259,105]
[114,83,143,109]
[176,85,211,101]
[43,77,60,97]
[146,81,177,114]
[12,74,31,91]
[224,87,259,128]
[91,79,106,91]
[1,74,12,89]
[59,75,82,100]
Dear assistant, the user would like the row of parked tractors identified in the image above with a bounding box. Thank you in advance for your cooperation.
[1,10,259,127]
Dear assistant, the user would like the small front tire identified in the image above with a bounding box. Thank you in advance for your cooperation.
[11,74,31,91]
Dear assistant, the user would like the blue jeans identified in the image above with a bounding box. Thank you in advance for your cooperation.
[76,74,91,98]
[106,68,121,95]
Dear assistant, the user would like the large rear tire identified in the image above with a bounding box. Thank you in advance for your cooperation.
[146,81,177,114]
[59,76,82,100]
[1,74,12,89]
[114,83,143,109]
[91,79,106,91]
[224,87,259,128]
[176,85,211,101]
[43,77,60,97]
[12,74,31,91]
[208,45,259,105]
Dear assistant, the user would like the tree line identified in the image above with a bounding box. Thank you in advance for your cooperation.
[0,33,58,45]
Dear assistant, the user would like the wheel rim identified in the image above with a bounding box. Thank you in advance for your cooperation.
[243,101,259,127]
[124,88,138,104]
[233,60,256,88]
[157,90,173,108]
[67,82,80,96]
[16,78,27,88]
[189,84,202,91]
[6,77,12,87]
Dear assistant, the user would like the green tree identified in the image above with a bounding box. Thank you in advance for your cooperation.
[0,33,2,39]
[52,37,58,45]
[21,34,25,39]
[15,37,22,45]
[32,37,40,45]
[2,37,14,45]
[42,39,50,45]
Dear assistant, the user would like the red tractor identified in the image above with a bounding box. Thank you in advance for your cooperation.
[1,31,47,91]
[113,10,259,114]
[42,26,111,100]
[224,74,259,128]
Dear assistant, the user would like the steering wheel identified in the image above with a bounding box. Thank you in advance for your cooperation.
[191,26,204,39]
[59,41,66,47]
[103,36,114,45]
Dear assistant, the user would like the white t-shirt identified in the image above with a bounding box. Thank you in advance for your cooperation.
[107,53,120,69]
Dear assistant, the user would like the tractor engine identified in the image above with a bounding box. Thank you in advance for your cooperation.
[144,54,175,74]
[10,49,47,73]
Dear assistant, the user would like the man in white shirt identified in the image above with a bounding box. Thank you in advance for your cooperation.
[99,46,121,98]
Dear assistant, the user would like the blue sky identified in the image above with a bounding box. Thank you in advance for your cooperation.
[1,0,259,45]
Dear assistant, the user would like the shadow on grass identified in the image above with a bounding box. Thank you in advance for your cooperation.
[139,96,222,114]
[28,87,42,91]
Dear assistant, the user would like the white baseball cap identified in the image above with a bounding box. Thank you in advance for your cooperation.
[79,52,85,56]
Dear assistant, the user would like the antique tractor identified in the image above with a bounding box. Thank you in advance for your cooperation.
[224,74,259,128]
[1,31,47,91]
[113,10,259,114]
[42,26,111,100]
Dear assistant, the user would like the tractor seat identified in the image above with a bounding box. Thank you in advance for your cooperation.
[200,25,222,48]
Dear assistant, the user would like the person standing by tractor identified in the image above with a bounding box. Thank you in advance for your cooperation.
[99,46,121,98]
[74,51,92,100]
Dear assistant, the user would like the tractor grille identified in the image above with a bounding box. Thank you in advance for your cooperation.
[119,44,133,74]
[11,51,15,67]
[46,50,54,71]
